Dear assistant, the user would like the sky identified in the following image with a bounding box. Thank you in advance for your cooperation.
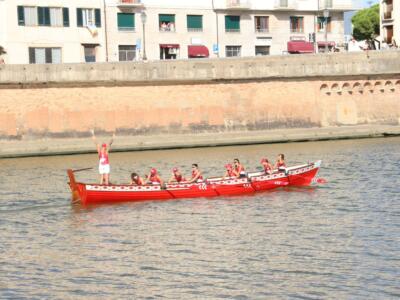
[344,0,379,35]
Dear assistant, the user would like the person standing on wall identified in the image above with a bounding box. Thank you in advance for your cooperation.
[91,129,115,185]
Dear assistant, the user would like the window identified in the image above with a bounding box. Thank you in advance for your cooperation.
[317,16,331,32]
[77,8,101,27]
[226,45,241,57]
[38,7,50,26]
[119,45,136,61]
[17,6,69,27]
[255,16,269,33]
[83,45,97,62]
[290,16,304,33]
[159,14,175,32]
[118,13,135,31]
[225,15,240,32]
[29,47,61,64]
[187,15,203,32]
[255,46,270,56]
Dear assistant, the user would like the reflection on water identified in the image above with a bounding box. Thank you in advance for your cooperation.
[0,137,399,299]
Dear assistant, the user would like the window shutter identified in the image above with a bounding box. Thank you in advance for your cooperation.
[159,14,175,23]
[118,13,134,29]
[45,48,52,63]
[77,8,83,27]
[17,6,25,26]
[95,9,101,27]
[187,15,202,29]
[225,15,240,30]
[38,7,44,25]
[29,48,35,63]
[63,8,69,27]
[44,7,50,26]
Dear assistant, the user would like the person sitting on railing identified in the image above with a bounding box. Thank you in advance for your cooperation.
[275,154,286,171]
[168,167,186,183]
[130,172,145,186]
[233,158,246,178]
[261,158,273,175]
[188,164,203,183]
[146,168,164,185]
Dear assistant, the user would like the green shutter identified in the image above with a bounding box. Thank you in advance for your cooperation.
[187,15,202,29]
[159,14,175,23]
[63,8,69,27]
[118,13,135,29]
[95,9,101,27]
[225,15,240,31]
[77,8,83,27]
[38,7,50,26]
[17,6,25,26]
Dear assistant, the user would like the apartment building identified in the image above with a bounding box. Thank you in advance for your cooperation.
[0,0,353,64]
[380,0,399,47]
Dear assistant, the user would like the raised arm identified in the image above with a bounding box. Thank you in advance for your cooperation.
[91,129,100,153]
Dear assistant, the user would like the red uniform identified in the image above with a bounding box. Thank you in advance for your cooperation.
[263,164,272,174]
[174,173,185,182]
[192,170,203,181]
[149,175,162,184]
[99,151,109,165]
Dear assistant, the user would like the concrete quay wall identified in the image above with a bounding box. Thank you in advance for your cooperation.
[0,51,400,158]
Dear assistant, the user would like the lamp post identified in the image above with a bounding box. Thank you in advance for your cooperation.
[141,11,147,60]
[323,8,329,53]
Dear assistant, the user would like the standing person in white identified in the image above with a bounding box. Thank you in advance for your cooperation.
[91,130,115,185]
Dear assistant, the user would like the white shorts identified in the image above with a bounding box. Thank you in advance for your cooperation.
[99,164,110,175]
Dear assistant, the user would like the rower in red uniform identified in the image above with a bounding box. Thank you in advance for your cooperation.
[130,172,145,186]
[146,168,164,185]
[188,164,203,183]
[168,167,186,183]
[233,158,246,178]
[261,158,273,174]
[275,154,286,171]
[91,130,115,185]
[222,164,235,179]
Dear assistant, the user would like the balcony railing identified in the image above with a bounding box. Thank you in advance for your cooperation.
[274,0,297,10]
[117,0,144,7]
[226,0,251,10]
[383,11,393,20]
[318,0,353,10]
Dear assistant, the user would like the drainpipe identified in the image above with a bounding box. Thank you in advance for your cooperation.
[103,0,109,62]
[212,0,220,58]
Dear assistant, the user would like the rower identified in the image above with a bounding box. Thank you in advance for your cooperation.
[275,154,286,171]
[130,172,144,186]
[261,158,273,174]
[233,158,246,178]
[222,164,235,179]
[168,167,186,183]
[188,164,203,183]
[146,168,164,185]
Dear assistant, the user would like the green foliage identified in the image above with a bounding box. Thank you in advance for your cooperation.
[352,4,380,41]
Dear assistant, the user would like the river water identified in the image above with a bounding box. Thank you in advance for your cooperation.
[0,137,399,299]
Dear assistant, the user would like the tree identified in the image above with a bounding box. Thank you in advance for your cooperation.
[351,4,379,41]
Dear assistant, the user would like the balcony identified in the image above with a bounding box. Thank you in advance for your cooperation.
[226,0,251,10]
[117,0,144,8]
[318,0,353,10]
[274,0,298,10]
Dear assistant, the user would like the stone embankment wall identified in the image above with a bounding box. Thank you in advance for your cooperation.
[0,51,399,157]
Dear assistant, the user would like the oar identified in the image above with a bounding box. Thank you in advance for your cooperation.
[72,167,93,173]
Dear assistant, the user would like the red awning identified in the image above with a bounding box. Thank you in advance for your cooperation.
[318,41,335,47]
[287,41,314,53]
[188,45,209,58]
[160,44,180,49]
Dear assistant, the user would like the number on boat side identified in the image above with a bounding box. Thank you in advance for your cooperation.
[198,183,207,190]
[243,183,251,188]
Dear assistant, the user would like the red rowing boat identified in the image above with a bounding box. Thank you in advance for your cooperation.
[67,160,322,205]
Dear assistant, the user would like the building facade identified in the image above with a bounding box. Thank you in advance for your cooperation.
[0,0,353,64]
[380,0,399,47]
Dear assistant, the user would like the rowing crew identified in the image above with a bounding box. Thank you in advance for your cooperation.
[129,155,286,186]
